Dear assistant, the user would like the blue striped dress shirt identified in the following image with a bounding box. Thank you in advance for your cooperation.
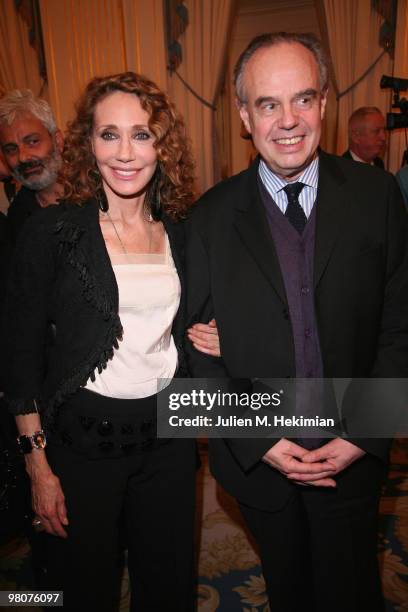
[258,156,319,218]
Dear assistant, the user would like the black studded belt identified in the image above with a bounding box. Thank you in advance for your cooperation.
[47,388,170,459]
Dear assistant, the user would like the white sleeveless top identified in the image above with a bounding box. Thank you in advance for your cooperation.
[85,235,180,398]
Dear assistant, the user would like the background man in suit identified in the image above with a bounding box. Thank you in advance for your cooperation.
[0,90,63,586]
[0,90,63,243]
[342,106,386,168]
[186,32,408,612]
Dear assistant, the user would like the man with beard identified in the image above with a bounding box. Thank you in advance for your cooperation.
[0,91,62,586]
[0,90,63,243]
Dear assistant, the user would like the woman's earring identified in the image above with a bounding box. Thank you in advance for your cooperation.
[97,190,109,212]
[146,163,163,221]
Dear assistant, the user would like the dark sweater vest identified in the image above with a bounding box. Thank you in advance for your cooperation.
[258,180,330,443]
[258,178,323,379]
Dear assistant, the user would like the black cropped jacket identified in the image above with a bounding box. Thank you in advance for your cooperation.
[3,200,188,428]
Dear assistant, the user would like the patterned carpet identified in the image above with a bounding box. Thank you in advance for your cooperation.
[1,439,408,611]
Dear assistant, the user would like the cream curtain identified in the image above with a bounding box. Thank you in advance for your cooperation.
[39,0,127,131]
[39,0,170,134]
[167,0,236,194]
[122,0,167,92]
[317,0,393,163]
[0,0,44,96]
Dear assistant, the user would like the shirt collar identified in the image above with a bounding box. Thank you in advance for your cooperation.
[258,155,319,198]
[349,149,374,165]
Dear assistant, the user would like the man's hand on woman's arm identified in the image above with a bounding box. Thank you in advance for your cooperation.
[187,318,221,357]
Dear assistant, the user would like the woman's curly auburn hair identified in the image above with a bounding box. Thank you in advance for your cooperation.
[61,72,196,219]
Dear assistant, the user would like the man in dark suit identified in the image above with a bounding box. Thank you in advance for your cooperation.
[342,106,386,168]
[186,32,408,612]
[0,90,63,243]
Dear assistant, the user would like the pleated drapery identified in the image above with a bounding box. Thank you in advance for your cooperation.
[168,0,236,194]
[0,0,44,96]
[39,0,127,130]
[316,0,393,165]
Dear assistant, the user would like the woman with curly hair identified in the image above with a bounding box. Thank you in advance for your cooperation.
[4,72,219,611]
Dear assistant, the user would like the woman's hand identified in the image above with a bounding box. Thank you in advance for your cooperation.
[26,453,69,538]
[187,318,221,357]
[16,413,69,538]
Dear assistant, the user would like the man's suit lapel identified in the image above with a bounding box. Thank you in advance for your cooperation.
[314,152,350,288]
[232,159,288,305]
[232,153,350,299]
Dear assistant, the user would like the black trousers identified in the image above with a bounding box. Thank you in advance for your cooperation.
[43,389,197,612]
[239,482,385,612]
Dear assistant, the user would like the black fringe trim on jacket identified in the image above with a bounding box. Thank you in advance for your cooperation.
[38,217,124,428]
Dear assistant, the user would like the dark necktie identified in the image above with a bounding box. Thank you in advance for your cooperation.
[283,182,307,234]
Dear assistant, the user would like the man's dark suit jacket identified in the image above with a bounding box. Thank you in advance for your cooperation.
[185,152,408,511]
[7,186,42,245]
[0,212,10,302]
[0,212,10,390]
[342,148,384,169]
